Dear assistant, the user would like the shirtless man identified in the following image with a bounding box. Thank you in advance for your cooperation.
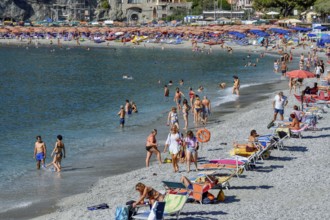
[118,105,126,127]
[174,88,185,110]
[202,96,211,124]
[33,136,47,169]
[125,100,132,115]
[164,85,169,102]
[188,87,195,112]
[193,96,203,124]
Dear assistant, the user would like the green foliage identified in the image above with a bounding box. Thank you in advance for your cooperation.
[314,0,330,13]
[253,0,316,17]
[100,0,110,10]
[186,0,232,15]
[166,7,188,21]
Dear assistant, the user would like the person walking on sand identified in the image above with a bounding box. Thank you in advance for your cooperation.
[232,76,240,96]
[145,129,162,167]
[46,135,66,172]
[183,130,199,173]
[34,136,47,169]
[164,85,169,102]
[164,125,182,173]
[118,105,126,127]
[273,91,288,121]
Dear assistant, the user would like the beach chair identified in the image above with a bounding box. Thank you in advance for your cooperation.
[132,201,165,220]
[133,193,187,220]
[291,124,309,139]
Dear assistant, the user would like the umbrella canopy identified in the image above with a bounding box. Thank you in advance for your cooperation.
[286,70,315,78]
[285,19,302,24]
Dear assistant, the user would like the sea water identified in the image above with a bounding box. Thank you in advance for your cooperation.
[0,45,285,217]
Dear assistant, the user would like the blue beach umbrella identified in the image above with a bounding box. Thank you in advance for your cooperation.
[314,26,328,31]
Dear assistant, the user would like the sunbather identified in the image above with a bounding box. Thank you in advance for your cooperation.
[133,183,164,208]
[233,129,259,152]
[283,114,300,130]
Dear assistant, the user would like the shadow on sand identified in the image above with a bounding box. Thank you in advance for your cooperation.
[179,210,228,220]
[282,146,308,152]
[229,185,273,190]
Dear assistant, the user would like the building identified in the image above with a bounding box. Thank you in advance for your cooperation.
[120,0,192,23]
[50,0,93,21]
[235,0,253,11]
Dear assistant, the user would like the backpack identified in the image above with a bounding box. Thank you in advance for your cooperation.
[217,189,225,202]
[115,206,129,220]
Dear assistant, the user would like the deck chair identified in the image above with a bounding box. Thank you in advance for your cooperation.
[133,193,188,220]
[163,194,188,219]
[291,124,309,138]
[162,181,189,195]
[132,201,165,220]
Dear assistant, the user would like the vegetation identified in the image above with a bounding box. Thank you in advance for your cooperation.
[314,0,330,14]
[253,0,316,17]
[187,0,231,15]
[100,0,110,10]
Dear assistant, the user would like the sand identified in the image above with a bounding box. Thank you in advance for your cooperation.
[2,37,329,219]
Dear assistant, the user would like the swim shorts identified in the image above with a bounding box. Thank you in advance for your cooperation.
[36,152,44,161]
[274,108,284,115]
[146,146,153,151]
[120,118,125,125]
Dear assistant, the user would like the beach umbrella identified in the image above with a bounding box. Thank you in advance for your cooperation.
[285,19,302,24]
[286,70,315,78]
[266,11,279,15]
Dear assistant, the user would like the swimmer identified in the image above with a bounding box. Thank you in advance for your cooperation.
[219,83,226,89]
[197,86,204,93]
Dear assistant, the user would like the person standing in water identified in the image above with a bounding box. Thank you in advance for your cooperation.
[232,76,240,96]
[47,135,66,172]
[164,85,169,102]
[34,136,47,169]
[118,105,126,127]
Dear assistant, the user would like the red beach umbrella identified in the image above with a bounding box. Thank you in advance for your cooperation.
[286,70,316,78]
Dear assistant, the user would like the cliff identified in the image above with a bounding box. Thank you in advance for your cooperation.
[0,0,123,22]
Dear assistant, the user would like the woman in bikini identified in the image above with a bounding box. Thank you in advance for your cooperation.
[182,99,190,130]
[233,130,259,152]
[133,183,164,208]
[47,135,66,172]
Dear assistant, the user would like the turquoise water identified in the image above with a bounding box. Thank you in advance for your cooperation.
[0,45,283,217]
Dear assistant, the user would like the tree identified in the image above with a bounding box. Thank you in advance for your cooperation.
[253,0,316,17]
[314,0,330,14]
[186,0,231,15]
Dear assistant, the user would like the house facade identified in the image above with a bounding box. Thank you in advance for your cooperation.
[120,0,192,22]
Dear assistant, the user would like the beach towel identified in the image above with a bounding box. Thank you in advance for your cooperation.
[115,206,129,220]
[87,203,109,211]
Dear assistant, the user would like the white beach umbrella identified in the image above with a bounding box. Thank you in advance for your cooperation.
[266,11,280,15]
[285,19,302,24]
[267,11,279,18]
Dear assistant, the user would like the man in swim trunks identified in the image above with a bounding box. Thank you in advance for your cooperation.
[145,129,162,167]
[125,100,132,115]
[118,105,126,127]
[174,88,185,110]
[202,96,211,124]
[281,61,287,77]
[34,136,47,169]
[164,85,169,102]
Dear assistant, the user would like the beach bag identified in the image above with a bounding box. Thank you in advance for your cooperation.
[202,192,214,204]
[267,121,275,129]
[115,206,129,220]
[217,189,225,202]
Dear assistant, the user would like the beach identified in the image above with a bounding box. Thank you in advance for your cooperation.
[1,36,329,220]
[26,77,330,220]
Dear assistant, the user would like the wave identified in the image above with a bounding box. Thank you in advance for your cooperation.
[0,201,33,214]
[213,83,262,106]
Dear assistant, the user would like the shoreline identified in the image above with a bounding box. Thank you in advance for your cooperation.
[27,77,330,220]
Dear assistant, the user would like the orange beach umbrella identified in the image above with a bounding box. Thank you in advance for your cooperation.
[286,70,315,78]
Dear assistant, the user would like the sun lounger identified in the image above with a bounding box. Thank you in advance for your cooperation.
[132,201,165,220]
[132,194,188,220]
